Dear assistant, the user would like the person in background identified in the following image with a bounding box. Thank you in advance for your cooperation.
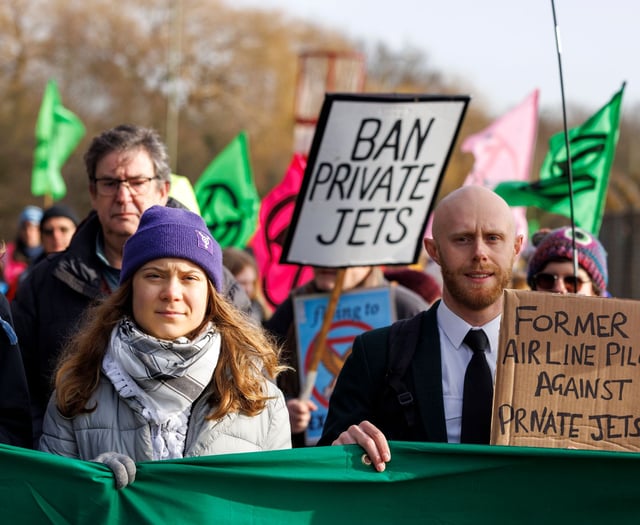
[318,186,523,471]
[12,124,251,445]
[17,205,81,287]
[0,243,32,447]
[222,247,271,324]
[0,243,8,296]
[4,206,43,300]
[39,205,80,255]
[527,226,608,297]
[383,266,442,306]
[39,206,290,489]
[264,264,429,447]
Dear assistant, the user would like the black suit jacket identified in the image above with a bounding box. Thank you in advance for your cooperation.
[318,302,448,445]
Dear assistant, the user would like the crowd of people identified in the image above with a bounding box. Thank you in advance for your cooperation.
[0,124,611,489]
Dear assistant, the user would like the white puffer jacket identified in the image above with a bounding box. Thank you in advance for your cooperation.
[39,375,291,460]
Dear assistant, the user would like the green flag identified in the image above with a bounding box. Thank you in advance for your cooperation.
[194,131,260,248]
[495,84,625,234]
[32,79,86,201]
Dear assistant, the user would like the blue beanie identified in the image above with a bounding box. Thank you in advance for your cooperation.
[20,205,43,226]
[120,205,223,290]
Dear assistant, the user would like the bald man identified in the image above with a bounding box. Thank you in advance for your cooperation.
[318,186,523,471]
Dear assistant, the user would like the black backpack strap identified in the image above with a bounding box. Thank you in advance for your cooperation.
[385,312,424,430]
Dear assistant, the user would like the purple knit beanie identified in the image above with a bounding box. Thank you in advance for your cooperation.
[120,205,223,290]
[527,226,608,293]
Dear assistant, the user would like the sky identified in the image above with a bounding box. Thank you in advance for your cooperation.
[232,0,636,118]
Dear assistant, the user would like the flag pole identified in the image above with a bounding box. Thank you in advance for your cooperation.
[550,0,579,278]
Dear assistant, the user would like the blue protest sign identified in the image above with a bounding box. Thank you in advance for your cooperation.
[293,286,396,444]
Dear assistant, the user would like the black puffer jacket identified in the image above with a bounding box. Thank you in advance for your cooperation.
[12,201,250,443]
[0,293,31,448]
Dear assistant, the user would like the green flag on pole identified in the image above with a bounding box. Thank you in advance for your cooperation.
[32,79,86,201]
[194,131,260,248]
[495,84,625,235]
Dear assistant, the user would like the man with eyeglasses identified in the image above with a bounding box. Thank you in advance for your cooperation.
[526,226,608,297]
[12,124,251,446]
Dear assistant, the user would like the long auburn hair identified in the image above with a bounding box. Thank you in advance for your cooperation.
[54,279,286,419]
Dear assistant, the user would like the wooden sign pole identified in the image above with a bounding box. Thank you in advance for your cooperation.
[299,268,346,401]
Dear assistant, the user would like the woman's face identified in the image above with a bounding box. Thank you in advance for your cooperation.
[21,221,41,248]
[234,265,257,299]
[132,258,209,340]
[534,260,597,296]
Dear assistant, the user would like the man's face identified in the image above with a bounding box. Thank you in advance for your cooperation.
[89,147,169,242]
[434,231,515,311]
[425,189,521,315]
[41,216,76,254]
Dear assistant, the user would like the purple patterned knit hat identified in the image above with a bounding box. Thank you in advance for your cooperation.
[527,226,608,293]
[120,205,223,290]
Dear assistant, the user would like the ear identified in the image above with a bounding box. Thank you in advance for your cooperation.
[160,180,171,204]
[514,234,524,257]
[424,237,440,265]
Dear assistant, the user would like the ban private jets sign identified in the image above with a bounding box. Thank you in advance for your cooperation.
[281,93,469,267]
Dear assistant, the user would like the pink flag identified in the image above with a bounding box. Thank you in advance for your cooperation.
[249,154,314,309]
[461,90,539,244]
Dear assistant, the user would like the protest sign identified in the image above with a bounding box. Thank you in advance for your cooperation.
[492,289,640,451]
[281,93,469,267]
[293,286,396,444]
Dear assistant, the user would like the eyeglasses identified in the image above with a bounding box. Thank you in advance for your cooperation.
[532,272,591,293]
[93,176,159,196]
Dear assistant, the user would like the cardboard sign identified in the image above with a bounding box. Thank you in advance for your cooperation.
[293,286,396,444]
[492,289,640,452]
[281,93,469,267]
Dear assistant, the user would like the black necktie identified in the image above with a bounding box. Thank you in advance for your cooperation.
[460,328,493,444]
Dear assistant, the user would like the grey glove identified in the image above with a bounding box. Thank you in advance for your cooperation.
[93,452,137,489]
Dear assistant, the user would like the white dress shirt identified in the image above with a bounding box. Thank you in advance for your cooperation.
[436,301,500,443]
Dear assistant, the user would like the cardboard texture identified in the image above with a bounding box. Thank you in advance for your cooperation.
[492,289,640,452]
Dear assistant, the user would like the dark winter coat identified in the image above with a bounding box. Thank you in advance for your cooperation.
[0,293,32,448]
[12,202,251,443]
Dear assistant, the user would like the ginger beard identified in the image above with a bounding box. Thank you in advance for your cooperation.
[440,260,513,311]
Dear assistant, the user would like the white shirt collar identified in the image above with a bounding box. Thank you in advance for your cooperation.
[436,300,501,353]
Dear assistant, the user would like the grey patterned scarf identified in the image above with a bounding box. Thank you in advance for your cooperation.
[103,317,221,425]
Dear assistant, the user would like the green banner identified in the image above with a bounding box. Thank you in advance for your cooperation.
[2,442,640,524]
